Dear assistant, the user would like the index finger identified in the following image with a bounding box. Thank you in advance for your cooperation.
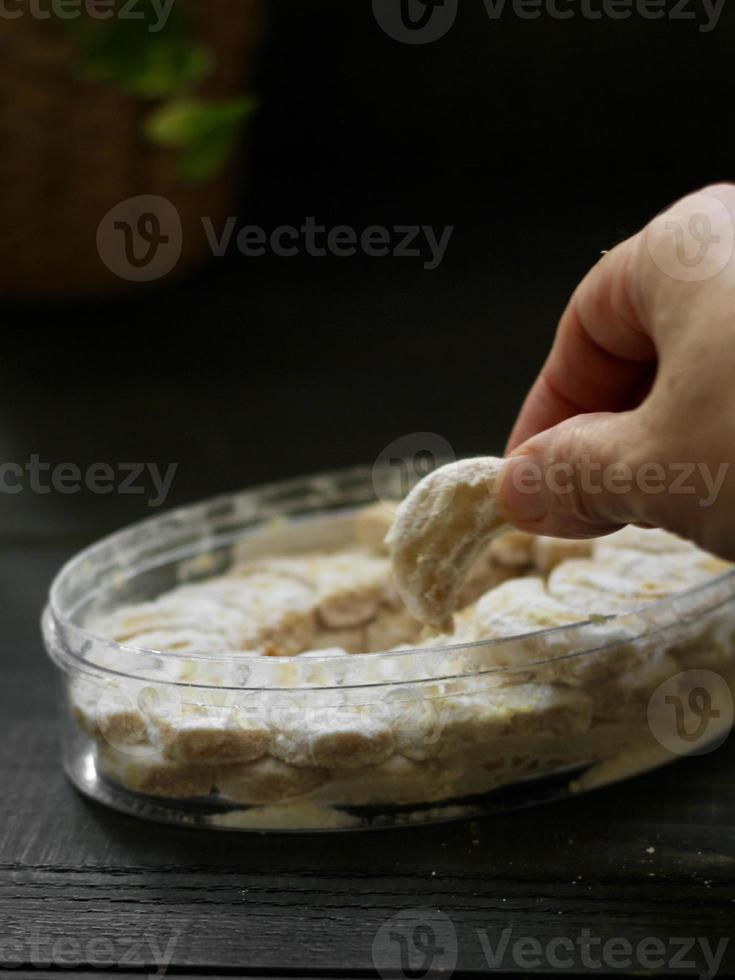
[506,234,656,453]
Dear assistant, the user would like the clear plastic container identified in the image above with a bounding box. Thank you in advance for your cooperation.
[42,466,735,832]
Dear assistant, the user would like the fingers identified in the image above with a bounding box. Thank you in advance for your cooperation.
[508,183,735,454]
[636,182,735,341]
[500,183,735,549]
[498,410,654,539]
[506,235,656,452]
[499,396,735,554]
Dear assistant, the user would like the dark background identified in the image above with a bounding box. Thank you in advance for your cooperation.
[2,8,735,975]
[2,0,734,540]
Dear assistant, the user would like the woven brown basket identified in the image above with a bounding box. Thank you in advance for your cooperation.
[0,0,265,300]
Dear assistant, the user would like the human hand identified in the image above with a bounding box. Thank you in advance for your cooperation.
[498,183,735,560]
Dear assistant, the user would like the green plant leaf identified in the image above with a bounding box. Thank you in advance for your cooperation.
[61,2,212,98]
[58,2,256,184]
[145,97,259,182]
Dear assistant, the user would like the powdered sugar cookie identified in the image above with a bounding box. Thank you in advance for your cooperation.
[444,578,625,684]
[217,756,330,804]
[309,706,395,769]
[436,682,592,757]
[177,572,318,655]
[326,755,455,807]
[445,581,646,688]
[365,607,422,652]
[310,625,368,654]
[80,489,735,819]
[388,687,446,761]
[590,651,680,722]
[531,536,594,575]
[91,597,249,650]
[268,695,395,770]
[488,529,535,569]
[70,677,152,750]
[455,556,520,609]
[113,628,234,658]
[387,457,509,631]
[238,551,394,629]
[354,500,399,553]
[98,745,215,799]
[156,700,272,766]
[554,547,731,616]
[593,526,695,559]
[454,578,583,644]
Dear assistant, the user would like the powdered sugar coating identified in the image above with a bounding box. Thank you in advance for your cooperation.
[387,457,509,630]
[76,490,735,817]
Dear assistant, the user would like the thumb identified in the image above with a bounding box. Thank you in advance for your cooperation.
[497,410,651,539]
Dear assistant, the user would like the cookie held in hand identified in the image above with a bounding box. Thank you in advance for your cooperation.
[387,457,510,631]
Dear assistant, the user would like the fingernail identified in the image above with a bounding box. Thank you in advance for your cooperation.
[499,454,548,524]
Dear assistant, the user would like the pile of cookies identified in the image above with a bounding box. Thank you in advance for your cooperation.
[69,460,735,819]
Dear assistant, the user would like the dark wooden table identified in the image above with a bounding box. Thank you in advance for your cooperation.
[2,535,735,979]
